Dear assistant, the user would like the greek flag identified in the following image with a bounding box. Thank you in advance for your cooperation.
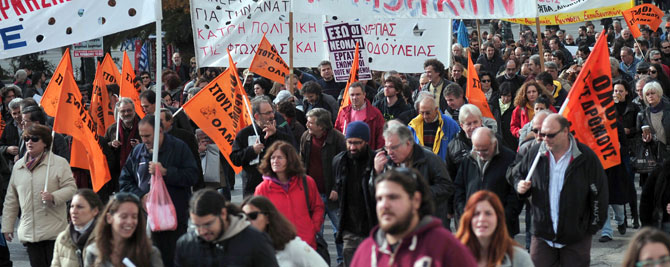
[138,41,149,72]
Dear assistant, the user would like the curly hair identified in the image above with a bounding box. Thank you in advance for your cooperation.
[258,141,305,178]
[513,81,553,108]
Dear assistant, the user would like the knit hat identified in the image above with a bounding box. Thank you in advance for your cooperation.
[273,90,293,104]
[345,121,370,142]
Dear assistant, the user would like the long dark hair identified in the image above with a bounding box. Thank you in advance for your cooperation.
[93,193,152,267]
[650,63,670,96]
[241,196,297,251]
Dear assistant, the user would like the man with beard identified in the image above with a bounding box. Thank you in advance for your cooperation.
[373,76,410,121]
[332,121,376,266]
[350,168,476,266]
[496,60,526,95]
[104,98,141,192]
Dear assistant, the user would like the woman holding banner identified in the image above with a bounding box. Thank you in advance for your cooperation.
[1,124,77,267]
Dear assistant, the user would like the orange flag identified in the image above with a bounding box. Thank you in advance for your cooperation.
[182,50,251,174]
[41,51,72,117]
[120,51,146,118]
[0,116,5,139]
[90,54,119,136]
[249,34,302,90]
[465,52,495,119]
[623,4,664,38]
[70,139,89,170]
[51,49,111,192]
[560,30,620,169]
[339,42,360,112]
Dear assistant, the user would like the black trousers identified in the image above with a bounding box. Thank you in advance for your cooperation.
[152,222,187,267]
[25,240,55,267]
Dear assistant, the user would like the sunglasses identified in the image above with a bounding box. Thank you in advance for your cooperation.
[530,128,539,134]
[481,79,491,83]
[651,70,658,74]
[246,211,263,220]
[637,70,649,74]
[663,46,670,49]
[25,136,40,142]
[539,127,565,139]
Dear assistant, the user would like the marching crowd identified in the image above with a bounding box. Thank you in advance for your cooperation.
[4,17,670,267]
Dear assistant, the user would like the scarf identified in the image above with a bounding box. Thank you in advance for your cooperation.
[118,120,138,168]
[25,151,46,172]
[651,100,665,113]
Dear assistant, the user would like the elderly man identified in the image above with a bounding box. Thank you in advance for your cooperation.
[454,127,519,236]
[620,47,641,78]
[447,104,497,179]
[613,29,635,61]
[334,82,385,150]
[373,120,453,229]
[408,92,460,161]
[170,52,190,83]
[452,43,468,67]
[511,114,608,266]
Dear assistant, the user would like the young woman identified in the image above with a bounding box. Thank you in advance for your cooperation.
[509,81,555,138]
[242,196,327,267]
[456,190,533,267]
[622,227,670,267]
[52,189,104,267]
[84,193,162,267]
[253,141,325,250]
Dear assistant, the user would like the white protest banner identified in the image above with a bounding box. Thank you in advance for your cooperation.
[292,0,536,19]
[506,0,633,25]
[325,23,371,82]
[0,1,156,59]
[73,38,103,58]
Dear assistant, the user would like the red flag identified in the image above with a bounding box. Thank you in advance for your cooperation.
[51,49,111,192]
[249,34,303,90]
[121,51,146,118]
[623,4,664,39]
[465,52,495,119]
[560,30,620,169]
[339,42,361,112]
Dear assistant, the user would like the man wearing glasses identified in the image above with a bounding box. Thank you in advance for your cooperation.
[648,50,670,78]
[511,114,608,266]
[659,41,670,67]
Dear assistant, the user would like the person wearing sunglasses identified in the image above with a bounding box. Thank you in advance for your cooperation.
[1,124,77,267]
[242,196,327,267]
[622,227,670,267]
[52,189,103,267]
[85,192,162,267]
[175,189,279,267]
[511,114,608,266]
[650,63,670,97]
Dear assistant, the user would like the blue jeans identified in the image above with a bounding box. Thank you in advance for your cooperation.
[601,204,625,237]
[320,194,343,264]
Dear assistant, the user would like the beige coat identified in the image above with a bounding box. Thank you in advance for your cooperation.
[1,151,77,243]
[51,225,97,267]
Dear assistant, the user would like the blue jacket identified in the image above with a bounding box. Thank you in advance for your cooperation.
[408,113,460,161]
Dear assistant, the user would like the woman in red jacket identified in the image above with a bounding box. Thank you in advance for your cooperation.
[510,81,555,138]
[254,141,325,249]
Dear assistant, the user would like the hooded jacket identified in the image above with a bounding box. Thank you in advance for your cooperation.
[350,216,477,267]
[175,214,279,267]
[408,113,460,160]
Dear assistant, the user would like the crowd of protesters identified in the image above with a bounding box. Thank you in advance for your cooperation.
[5,16,670,267]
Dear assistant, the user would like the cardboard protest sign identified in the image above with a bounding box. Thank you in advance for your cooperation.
[466,52,495,119]
[90,54,119,136]
[506,0,632,25]
[623,4,664,39]
[50,49,111,192]
[120,51,146,118]
[182,51,251,174]
[325,23,371,83]
[0,1,156,59]
[249,34,302,90]
[339,42,360,113]
[560,31,620,169]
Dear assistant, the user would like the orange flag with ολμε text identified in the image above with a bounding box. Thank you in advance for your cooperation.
[466,52,495,119]
[120,51,146,118]
[339,42,360,113]
[51,49,111,192]
[90,54,119,136]
[182,50,251,174]
[41,50,72,117]
[559,30,620,169]
[249,34,302,90]
[623,4,664,39]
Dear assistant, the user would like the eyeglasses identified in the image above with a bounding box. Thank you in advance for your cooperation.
[663,46,670,49]
[113,192,141,204]
[384,142,405,152]
[539,127,565,139]
[481,79,491,83]
[24,136,40,142]
[636,255,670,267]
[246,211,263,220]
[652,57,662,61]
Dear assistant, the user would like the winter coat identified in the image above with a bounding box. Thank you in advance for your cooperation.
[52,224,97,267]
[447,131,473,180]
[275,237,328,267]
[454,142,520,236]
[510,105,557,138]
[351,216,477,267]
[84,243,163,267]
[303,93,339,123]
[254,175,325,249]
[509,138,609,245]
[175,214,279,267]
[476,54,505,76]
[640,160,670,228]
[373,96,410,121]
[638,100,670,162]
[408,113,461,160]
[1,151,77,243]
[299,129,346,195]
[334,99,386,150]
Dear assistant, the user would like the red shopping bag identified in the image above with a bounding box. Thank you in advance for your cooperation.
[145,165,177,231]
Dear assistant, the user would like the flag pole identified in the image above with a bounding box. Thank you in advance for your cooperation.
[446,19,453,68]
[535,0,545,72]
[288,11,294,89]
[43,130,56,205]
[152,0,163,163]
[476,20,481,48]
[525,141,545,181]
[242,95,260,138]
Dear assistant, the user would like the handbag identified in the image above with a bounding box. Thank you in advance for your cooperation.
[633,142,658,174]
[302,176,331,265]
[145,165,178,231]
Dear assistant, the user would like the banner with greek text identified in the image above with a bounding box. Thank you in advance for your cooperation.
[506,0,633,25]
[292,0,535,19]
[0,1,156,59]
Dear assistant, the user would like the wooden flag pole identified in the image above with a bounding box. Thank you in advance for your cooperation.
[535,17,545,73]
[288,12,294,93]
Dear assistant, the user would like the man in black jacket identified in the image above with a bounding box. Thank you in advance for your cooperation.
[332,121,377,267]
[175,189,278,267]
[373,120,453,229]
[160,108,204,190]
[511,114,608,266]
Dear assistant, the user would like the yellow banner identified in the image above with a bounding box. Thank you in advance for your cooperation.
[506,1,633,25]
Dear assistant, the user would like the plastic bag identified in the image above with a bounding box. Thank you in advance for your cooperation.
[145,164,177,231]
[632,142,658,174]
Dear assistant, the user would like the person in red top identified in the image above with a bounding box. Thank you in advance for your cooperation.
[351,168,477,267]
[254,141,325,249]
[334,82,385,150]
[510,81,556,138]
